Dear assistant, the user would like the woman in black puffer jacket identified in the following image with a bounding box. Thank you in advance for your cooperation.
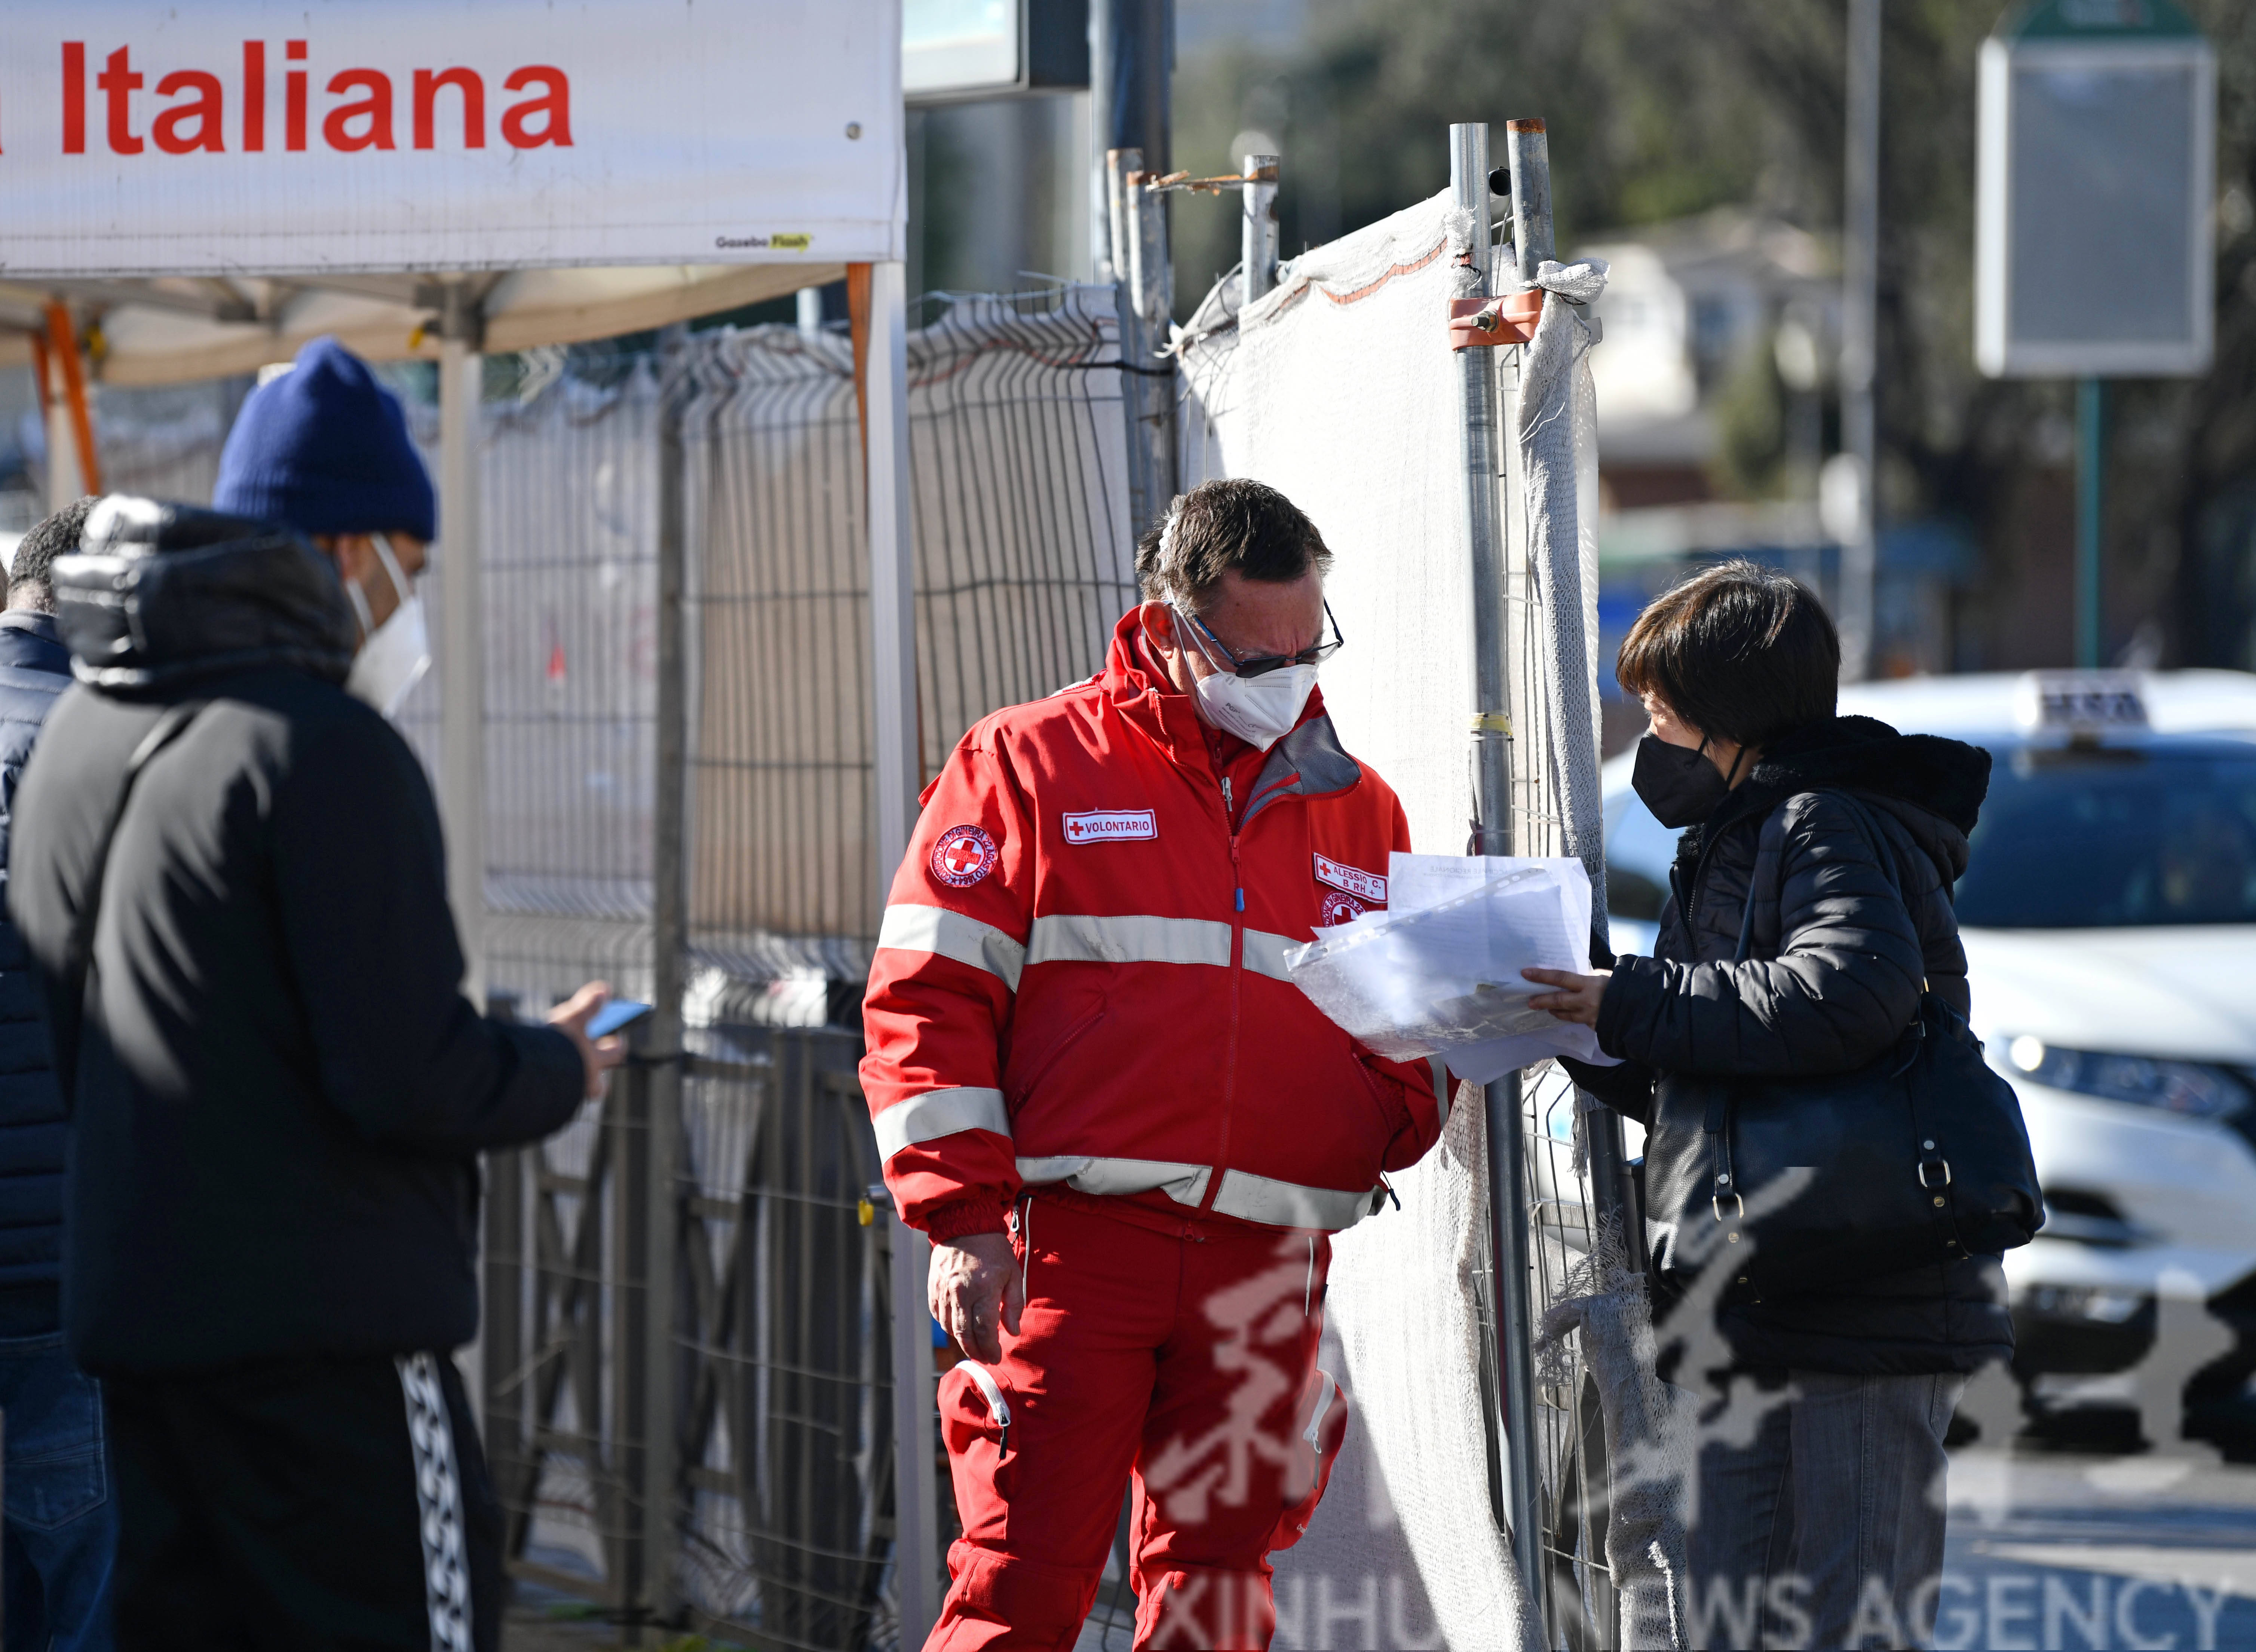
[1526,560,2007,1651]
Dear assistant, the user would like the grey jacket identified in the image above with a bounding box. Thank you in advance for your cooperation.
[1573,715,2013,1377]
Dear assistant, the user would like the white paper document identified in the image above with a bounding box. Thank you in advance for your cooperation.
[1284,853,1620,1083]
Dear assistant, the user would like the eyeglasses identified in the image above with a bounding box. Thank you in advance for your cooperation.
[1174,600,1346,679]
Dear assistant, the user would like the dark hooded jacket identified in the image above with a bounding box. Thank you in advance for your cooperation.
[0,612,75,1332]
[1568,715,2014,1377]
[5,499,584,1374]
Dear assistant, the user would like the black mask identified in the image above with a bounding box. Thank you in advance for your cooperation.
[1631,734,1739,828]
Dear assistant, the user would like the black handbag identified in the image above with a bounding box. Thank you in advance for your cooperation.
[1644,791,2044,1300]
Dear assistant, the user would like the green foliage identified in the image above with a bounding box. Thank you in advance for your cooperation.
[1711,337,1789,502]
[1173,0,2256,664]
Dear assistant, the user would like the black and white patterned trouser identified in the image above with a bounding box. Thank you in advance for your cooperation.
[106,1350,503,1651]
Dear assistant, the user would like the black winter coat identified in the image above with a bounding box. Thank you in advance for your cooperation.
[6,502,585,1375]
[0,613,74,1333]
[1572,716,2014,1377]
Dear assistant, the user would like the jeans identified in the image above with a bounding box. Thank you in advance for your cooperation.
[1685,1369,1964,1651]
[0,1333,116,1652]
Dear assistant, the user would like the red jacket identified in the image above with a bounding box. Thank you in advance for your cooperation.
[861,612,1441,1239]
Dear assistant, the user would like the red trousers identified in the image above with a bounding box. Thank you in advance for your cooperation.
[928,1194,1345,1652]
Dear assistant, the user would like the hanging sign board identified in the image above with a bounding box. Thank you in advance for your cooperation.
[1975,0,2215,377]
[904,0,1088,105]
[0,0,905,278]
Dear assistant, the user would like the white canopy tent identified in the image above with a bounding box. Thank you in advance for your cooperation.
[1,0,937,1636]
[0,264,847,386]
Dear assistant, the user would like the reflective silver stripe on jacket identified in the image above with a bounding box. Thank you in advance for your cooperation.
[1241,929,1304,984]
[1021,914,1314,979]
[1015,1155,1211,1207]
[874,1087,1012,1159]
[877,904,1027,991]
[1210,1168,1378,1232]
[1026,913,1232,969]
[1016,1157,1377,1233]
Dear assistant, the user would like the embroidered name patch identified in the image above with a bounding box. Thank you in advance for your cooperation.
[931,824,999,888]
[1064,809,1157,844]
[1312,852,1386,904]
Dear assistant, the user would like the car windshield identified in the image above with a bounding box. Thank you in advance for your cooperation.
[1954,745,2256,929]
[1602,740,2256,932]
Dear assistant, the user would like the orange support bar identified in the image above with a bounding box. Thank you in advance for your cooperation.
[43,302,103,496]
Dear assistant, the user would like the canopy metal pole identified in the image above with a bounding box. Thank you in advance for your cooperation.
[1453,119,1547,1622]
[862,256,940,1649]
[436,325,485,1007]
[1839,0,1882,681]
[640,360,690,1631]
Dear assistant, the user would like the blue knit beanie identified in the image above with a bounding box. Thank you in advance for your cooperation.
[214,337,436,541]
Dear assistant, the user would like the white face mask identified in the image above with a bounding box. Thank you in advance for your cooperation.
[343,533,430,718]
[1173,604,1318,751]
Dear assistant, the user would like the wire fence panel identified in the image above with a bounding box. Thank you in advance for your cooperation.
[671,1031,898,1651]
[78,295,1137,1648]
[681,330,874,1006]
[906,292,1137,775]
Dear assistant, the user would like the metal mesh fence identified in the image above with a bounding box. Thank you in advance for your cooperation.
[668,287,1130,1646]
[64,294,1132,1644]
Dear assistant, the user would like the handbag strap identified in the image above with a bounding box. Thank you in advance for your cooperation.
[51,700,206,1112]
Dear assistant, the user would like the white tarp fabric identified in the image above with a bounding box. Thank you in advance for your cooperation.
[1505,257,1610,895]
[0,0,904,277]
[1180,190,1544,1652]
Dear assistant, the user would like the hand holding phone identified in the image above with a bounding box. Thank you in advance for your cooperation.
[585,999,654,1041]
[547,983,635,1098]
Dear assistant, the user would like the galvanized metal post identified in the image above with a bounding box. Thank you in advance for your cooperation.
[436,324,486,1007]
[1111,149,1177,539]
[2076,377,2106,668]
[862,256,942,1650]
[1241,154,1281,306]
[1454,120,1547,1622]
[1839,0,1882,681]
[640,367,690,1633]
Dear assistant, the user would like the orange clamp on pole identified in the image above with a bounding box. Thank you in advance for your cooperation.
[1446,290,1544,351]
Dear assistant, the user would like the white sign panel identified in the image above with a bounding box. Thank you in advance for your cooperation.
[1976,22,2215,377]
[905,0,1020,99]
[0,0,905,278]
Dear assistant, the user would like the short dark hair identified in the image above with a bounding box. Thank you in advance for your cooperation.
[1615,559,1839,748]
[10,495,98,611]
[1136,479,1334,609]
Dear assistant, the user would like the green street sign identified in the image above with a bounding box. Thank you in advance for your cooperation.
[1998,0,2202,41]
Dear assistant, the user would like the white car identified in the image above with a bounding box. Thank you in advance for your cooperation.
[1601,669,2256,1446]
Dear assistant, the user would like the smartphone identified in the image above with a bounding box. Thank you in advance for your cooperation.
[586,999,654,1040]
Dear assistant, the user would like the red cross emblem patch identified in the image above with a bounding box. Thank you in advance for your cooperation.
[931,824,999,889]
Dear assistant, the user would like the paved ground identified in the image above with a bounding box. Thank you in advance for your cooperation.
[507,1444,2256,1650]
[1942,1446,2256,1652]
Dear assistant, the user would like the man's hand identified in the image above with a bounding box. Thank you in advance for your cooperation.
[929,1230,1022,1364]
[548,981,629,1099]
[1523,967,1612,1029]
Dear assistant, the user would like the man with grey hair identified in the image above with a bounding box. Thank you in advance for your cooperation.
[862,478,1440,1648]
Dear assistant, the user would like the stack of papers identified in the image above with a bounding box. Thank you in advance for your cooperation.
[1285,854,1620,1084]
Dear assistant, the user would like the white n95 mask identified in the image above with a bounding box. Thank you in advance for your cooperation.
[1193,662,1318,750]
[344,533,430,718]
[1173,604,1318,750]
